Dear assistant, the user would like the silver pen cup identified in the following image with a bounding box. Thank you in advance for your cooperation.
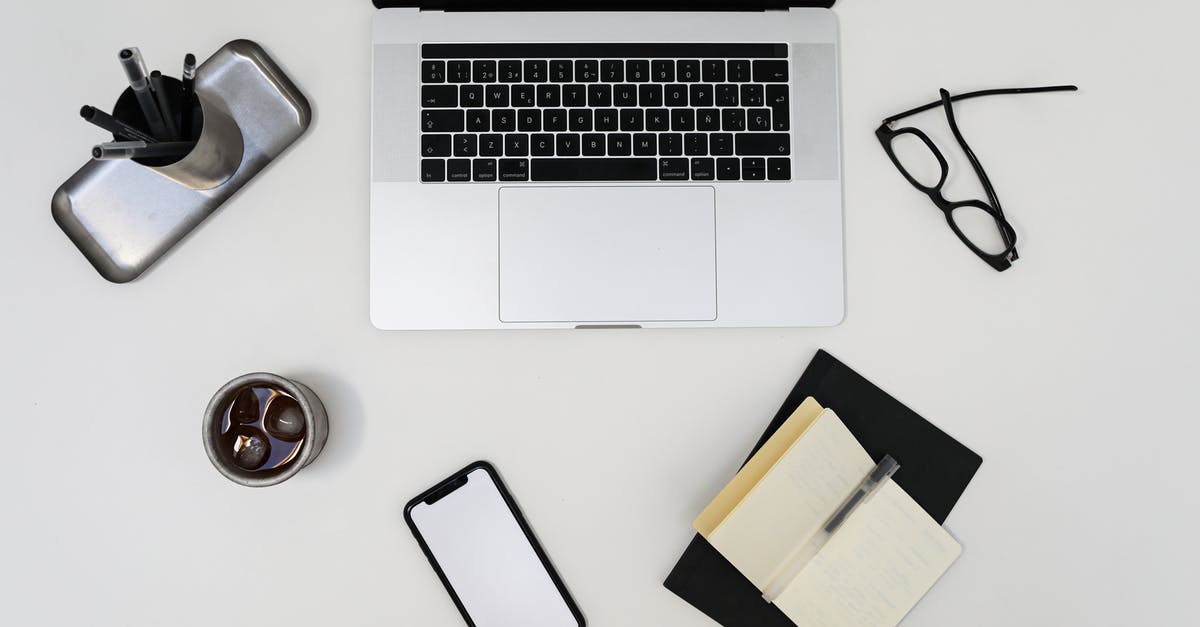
[202,373,329,488]
[111,78,244,190]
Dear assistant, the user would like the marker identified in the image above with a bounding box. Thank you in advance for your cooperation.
[149,70,179,140]
[181,53,197,140]
[760,456,900,603]
[79,105,158,143]
[118,47,169,140]
[92,140,196,161]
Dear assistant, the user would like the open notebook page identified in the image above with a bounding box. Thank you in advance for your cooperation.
[704,408,876,589]
[774,480,962,627]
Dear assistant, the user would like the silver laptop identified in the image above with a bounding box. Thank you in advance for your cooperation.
[370,1,844,330]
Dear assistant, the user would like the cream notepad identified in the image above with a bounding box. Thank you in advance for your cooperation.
[694,398,962,627]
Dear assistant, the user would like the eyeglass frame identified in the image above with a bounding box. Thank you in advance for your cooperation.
[875,85,1078,272]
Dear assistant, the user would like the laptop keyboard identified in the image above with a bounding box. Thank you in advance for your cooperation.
[419,43,792,183]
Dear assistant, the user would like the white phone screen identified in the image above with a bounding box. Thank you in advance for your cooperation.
[408,466,579,627]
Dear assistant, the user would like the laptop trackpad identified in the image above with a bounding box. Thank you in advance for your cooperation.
[499,186,717,323]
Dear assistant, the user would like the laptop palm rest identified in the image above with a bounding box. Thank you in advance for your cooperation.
[499,186,717,324]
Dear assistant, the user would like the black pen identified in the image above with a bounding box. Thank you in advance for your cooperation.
[79,105,158,143]
[92,140,195,161]
[181,53,196,140]
[149,70,179,140]
[118,47,169,140]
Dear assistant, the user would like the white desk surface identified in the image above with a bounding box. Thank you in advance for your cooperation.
[2,1,1197,625]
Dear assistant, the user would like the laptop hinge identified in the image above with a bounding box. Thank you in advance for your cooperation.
[372,1,835,10]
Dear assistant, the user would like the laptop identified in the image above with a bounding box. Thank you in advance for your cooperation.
[371,1,843,330]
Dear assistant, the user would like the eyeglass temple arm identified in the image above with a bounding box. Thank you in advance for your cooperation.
[882,85,1078,125]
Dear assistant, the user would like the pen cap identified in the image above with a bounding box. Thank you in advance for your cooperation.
[119,48,149,88]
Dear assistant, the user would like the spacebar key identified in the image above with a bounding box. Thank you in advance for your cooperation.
[531,158,658,181]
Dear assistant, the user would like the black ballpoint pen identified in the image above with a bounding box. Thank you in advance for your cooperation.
[149,70,179,141]
[92,140,196,161]
[180,53,197,140]
[118,47,170,140]
[79,105,158,143]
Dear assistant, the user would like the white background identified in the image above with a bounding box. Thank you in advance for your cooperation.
[1,1,1198,625]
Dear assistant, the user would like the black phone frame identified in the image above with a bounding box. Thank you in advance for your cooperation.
[403,460,586,627]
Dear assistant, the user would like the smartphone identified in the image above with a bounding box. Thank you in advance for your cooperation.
[404,461,585,627]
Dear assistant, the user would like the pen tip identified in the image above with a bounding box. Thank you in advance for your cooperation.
[185,53,196,65]
[119,48,134,59]
[91,146,102,159]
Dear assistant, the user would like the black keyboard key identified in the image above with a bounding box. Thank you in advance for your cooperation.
[677,60,701,83]
[524,60,547,83]
[646,109,669,132]
[768,157,791,180]
[543,109,568,132]
[575,60,599,82]
[499,158,529,181]
[453,134,477,157]
[716,84,739,107]
[697,108,721,132]
[626,60,650,83]
[672,108,696,131]
[537,84,561,107]
[665,84,688,107]
[556,133,581,156]
[569,109,593,131]
[446,61,471,83]
[689,84,713,107]
[608,133,633,156]
[722,109,746,132]
[498,60,522,83]
[638,84,664,107]
[702,60,726,83]
[517,109,541,132]
[532,158,658,181]
[473,60,497,83]
[447,158,471,182]
[602,60,624,82]
[531,133,555,156]
[422,158,445,182]
[473,158,497,182]
[767,85,790,131]
[684,133,707,156]
[710,133,734,156]
[659,158,689,181]
[466,109,490,132]
[753,60,788,83]
[505,133,529,156]
[460,85,484,108]
[423,110,464,132]
[741,84,765,107]
[660,133,683,156]
[717,157,740,180]
[735,133,791,156]
[588,84,612,107]
[422,60,445,83]
[614,84,638,107]
[633,133,657,156]
[692,158,716,180]
[492,109,516,132]
[562,84,587,107]
[422,85,458,108]
[651,60,675,82]
[595,109,619,132]
[748,108,772,132]
[728,60,751,82]
[743,157,766,180]
[486,85,510,107]
[582,134,607,156]
[772,107,790,131]
[620,108,645,132]
[550,60,573,82]
[421,134,452,158]
[480,134,504,157]
[512,85,536,108]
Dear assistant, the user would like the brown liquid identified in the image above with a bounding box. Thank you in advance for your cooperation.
[220,386,306,472]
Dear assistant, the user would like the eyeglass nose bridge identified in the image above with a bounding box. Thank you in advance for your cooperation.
[877,126,950,195]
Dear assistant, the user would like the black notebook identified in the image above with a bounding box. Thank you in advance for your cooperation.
[663,350,983,626]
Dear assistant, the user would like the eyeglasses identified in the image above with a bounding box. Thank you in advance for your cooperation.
[876,85,1078,272]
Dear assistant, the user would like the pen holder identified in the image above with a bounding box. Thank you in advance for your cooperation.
[112,78,244,190]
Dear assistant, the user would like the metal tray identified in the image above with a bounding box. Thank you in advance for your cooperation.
[52,39,311,283]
